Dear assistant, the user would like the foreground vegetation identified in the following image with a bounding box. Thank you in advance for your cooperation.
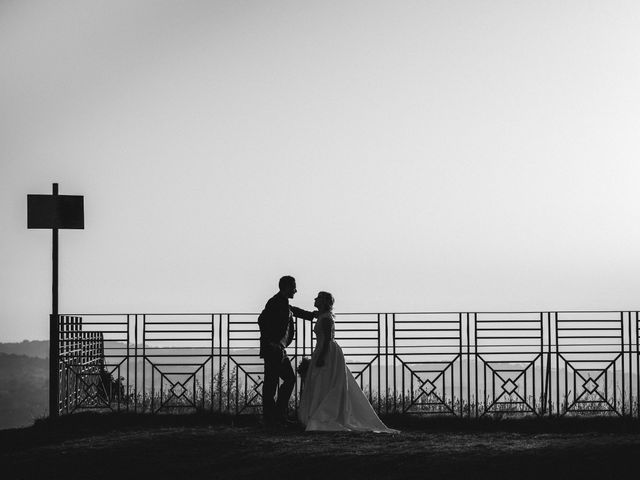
[2,413,640,480]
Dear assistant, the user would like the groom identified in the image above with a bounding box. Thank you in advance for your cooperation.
[258,275,316,426]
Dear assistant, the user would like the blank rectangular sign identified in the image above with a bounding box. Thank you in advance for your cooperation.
[27,195,84,229]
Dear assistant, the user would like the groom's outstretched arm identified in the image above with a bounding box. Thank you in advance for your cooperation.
[290,306,315,321]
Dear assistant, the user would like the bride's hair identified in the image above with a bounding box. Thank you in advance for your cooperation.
[318,291,335,311]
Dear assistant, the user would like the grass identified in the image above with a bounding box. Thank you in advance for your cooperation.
[3,412,640,480]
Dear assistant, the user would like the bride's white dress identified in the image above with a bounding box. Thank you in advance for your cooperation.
[298,312,397,433]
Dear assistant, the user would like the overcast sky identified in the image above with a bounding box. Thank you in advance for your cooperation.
[2,0,640,341]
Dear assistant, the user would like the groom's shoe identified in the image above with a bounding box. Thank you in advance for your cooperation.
[277,416,298,428]
[262,414,279,429]
[263,420,280,430]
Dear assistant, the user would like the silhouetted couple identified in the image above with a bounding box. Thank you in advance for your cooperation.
[258,275,397,433]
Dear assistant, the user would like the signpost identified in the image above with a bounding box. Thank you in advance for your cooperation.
[27,183,84,417]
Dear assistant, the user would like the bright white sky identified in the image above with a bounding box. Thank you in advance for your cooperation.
[2,0,640,341]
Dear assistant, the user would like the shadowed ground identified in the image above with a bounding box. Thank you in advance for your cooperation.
[2,414,640,479]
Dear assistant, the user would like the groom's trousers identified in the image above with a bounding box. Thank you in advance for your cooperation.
[262,348,296,421]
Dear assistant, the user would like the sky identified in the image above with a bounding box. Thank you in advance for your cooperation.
[2,0,640,342]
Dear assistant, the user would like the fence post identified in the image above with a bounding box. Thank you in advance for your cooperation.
[49,313,59,417]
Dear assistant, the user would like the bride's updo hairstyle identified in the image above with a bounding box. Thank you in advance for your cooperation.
[318,291,335,312]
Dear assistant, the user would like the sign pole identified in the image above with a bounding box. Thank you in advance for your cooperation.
[49,182,59,418]
[28,182,84,418]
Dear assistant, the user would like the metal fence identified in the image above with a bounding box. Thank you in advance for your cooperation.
[58,316,105,413]
[57,311,640,417]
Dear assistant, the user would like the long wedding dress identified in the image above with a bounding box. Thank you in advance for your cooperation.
[298,312,398,433]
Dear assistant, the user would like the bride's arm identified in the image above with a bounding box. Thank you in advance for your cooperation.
[316,318,332,367]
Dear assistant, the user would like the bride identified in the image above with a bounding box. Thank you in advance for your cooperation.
[298,291,398,433]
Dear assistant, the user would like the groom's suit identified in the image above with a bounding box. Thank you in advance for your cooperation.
[258,293,314,422]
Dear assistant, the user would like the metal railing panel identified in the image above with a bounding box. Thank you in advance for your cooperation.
[57,311,640,417]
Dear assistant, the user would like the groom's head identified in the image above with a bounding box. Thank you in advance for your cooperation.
[279,276,297,298]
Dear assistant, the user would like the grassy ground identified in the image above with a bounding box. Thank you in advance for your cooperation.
[2,414,640,479]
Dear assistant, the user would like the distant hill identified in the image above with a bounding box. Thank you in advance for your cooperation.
[0,353,48,430]
[0,340,48,359]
